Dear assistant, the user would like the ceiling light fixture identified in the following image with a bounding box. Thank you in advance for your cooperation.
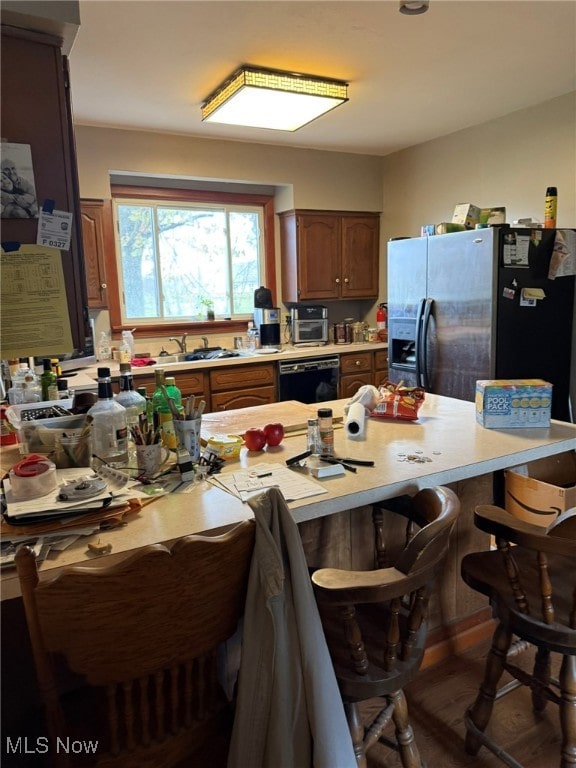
[201,65,349,132]
[399,0,429,15]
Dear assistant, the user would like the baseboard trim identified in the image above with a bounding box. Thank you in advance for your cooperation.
[422,609,495,669]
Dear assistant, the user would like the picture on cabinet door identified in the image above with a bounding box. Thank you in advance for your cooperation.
[1,142,38,219]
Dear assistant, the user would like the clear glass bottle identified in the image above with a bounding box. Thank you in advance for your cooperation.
[88,367,128,467]
[115,363,146,426]
[97,330,112,361]
[115,363,147,458]
[317,407,334,456]
[307,417,320,455]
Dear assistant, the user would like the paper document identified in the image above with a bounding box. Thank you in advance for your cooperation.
[208,462,328,503]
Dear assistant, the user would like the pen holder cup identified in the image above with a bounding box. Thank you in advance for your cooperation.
[136,443,171,479]
[53,431,93,469]
[174,418,202,462]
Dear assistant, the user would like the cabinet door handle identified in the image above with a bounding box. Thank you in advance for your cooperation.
[335,277,340,284]
[355,360,361,366]
[100,283,107,290]
[344,277,349,284]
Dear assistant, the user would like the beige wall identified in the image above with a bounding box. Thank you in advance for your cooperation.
[74,125,386,341]
[380,93,576,271]
[74,126,385,211]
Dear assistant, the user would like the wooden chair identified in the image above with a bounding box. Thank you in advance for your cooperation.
[461,505,576,768]
[15,520,255,768]
[311,486,460,768]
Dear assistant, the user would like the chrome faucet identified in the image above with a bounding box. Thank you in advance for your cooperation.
[201,336,209,349]
[168,334,188,354]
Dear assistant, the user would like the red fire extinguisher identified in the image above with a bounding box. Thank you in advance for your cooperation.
[376,303,388,341]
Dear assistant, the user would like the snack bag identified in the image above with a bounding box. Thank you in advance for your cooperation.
[371,380,426,421]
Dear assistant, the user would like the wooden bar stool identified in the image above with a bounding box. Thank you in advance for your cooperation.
[461,505,576,768]
[311,486,460,768]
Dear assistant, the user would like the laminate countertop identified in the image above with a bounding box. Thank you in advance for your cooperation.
[73,342,388,388]
[2,394,575,600]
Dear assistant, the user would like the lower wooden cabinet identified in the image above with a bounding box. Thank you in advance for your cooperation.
[209,364,276,411]
[339,351,374,399]
[374,349,389,388]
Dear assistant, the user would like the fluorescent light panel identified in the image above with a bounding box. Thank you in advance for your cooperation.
[201,66,348,132]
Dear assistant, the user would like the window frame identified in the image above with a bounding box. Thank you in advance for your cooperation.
[106,185,277,339]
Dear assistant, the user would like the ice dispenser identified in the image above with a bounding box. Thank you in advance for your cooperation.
[388,318,418,387]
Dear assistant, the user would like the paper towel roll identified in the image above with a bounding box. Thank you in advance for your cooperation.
[345,401,366,439]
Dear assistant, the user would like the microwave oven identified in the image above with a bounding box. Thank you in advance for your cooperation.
[290,305,329,345]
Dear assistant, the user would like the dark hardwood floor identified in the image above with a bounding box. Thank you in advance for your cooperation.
[362,639,562,768]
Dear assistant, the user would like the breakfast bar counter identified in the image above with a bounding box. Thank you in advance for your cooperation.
[2,394,575,606]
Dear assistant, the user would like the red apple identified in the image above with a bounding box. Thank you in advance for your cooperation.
[263,423,284,447]
[244,428,266,452]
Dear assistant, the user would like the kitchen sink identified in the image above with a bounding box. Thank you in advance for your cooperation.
[155,347,241,364]
[155,353,188,364]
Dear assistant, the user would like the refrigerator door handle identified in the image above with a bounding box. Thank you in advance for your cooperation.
[419,298,434,390]
[414,298,426,387]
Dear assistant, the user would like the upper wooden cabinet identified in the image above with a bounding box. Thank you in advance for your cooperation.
[279,210,380,303]
[1,25,89,353]
[80,199,114,309]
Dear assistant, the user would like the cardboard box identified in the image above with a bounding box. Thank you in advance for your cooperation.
[479,206,506,225]
[505,452,576,526]
[452,203,481,229]
[475,379,552,429]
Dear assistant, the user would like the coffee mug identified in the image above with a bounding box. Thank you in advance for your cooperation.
[136,443,171,478]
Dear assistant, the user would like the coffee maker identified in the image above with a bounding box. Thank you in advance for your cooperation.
[253,307,281,347]
[253,286,280,347]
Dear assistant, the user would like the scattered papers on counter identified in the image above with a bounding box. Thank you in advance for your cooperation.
[208,462,328,503]
[1,467,151,523]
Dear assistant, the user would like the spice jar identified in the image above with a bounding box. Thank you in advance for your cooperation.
[317,408,334,456]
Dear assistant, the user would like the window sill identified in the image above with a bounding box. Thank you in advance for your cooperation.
[112,319,249,339]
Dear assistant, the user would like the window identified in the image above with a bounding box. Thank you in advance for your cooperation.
[107,185,275,335]
[114,198,264,324]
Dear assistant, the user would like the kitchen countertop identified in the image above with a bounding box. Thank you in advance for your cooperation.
[75,342,389,387]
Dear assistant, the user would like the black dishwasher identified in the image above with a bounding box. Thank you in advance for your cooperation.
[277,356,339,404]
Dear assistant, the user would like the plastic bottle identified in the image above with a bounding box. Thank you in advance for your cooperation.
[119,332,132,364]
[317,407,334,456]
[165,376,183,412]
[88,367,129,467]
[40,358,58,402]
[8,360,40,404]
[97,330,112,361]
[152,368,176,449]
[544,186,557,229]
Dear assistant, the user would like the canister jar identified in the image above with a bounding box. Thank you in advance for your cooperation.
[366,327,378,343]
[344,318,354,344]
[352,322,365,344]
[334,322,347,344]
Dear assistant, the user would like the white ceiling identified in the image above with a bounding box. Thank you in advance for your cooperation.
[68,0,576,157]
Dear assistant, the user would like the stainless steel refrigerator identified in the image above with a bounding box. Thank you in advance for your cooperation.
[387,227,576,422]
